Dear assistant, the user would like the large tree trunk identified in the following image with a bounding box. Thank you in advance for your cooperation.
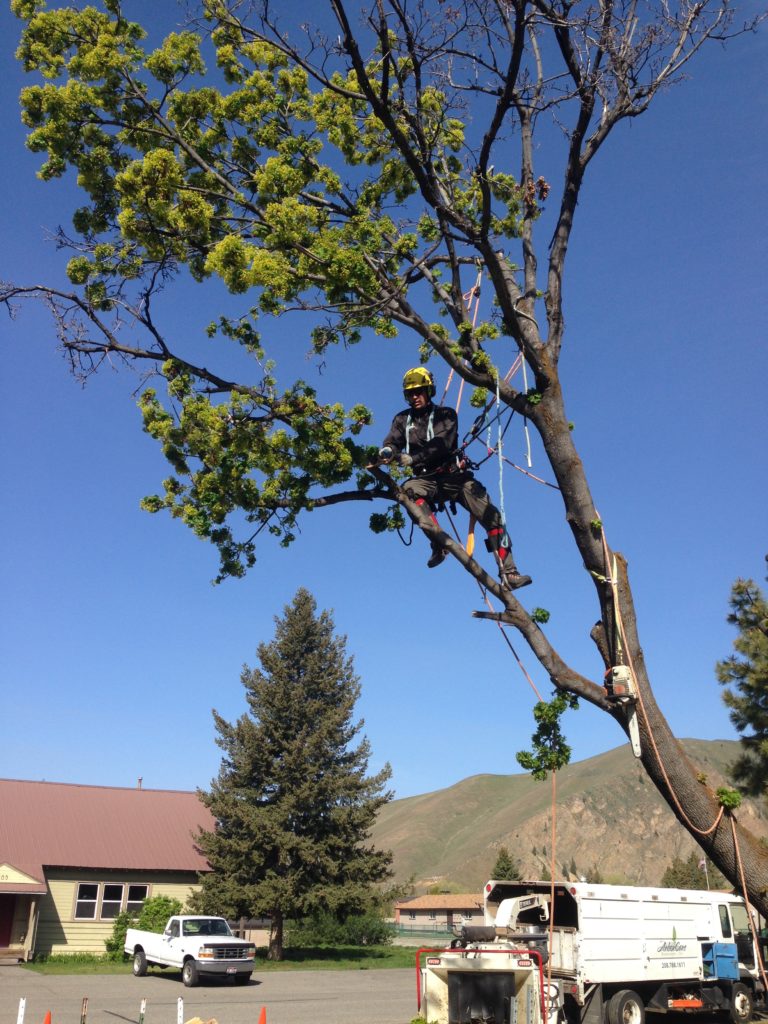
[268,911,284,961]
[527,382,768,916]
[612,557,768,916]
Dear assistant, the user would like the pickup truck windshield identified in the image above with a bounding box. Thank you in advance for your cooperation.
[182,919,232,937]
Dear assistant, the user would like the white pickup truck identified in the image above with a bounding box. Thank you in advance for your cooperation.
[124,915,255,986]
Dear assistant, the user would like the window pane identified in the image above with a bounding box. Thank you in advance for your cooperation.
[101,883,123,919]
[75,882,99,920]
[127,885,148,913]
[731,905,749,931]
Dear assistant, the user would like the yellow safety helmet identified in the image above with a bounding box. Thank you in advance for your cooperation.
[402,366,435,398]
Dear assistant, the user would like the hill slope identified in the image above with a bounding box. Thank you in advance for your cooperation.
[372,740,767,891]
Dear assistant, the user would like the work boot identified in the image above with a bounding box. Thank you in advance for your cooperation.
[500,566,532,590]
[427,544,447,569]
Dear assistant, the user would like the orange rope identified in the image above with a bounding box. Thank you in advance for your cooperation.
[599,528,726,838]
[730,816,768,990]
[548,771,557,1000]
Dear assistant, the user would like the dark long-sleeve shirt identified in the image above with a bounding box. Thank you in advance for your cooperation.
[382,403,458,475]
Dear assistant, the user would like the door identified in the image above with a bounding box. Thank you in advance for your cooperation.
[0,895,15,947]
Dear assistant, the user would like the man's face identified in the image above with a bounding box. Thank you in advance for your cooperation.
[406,386,430,410]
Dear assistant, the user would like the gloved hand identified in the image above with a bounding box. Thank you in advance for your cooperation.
[398,453,413,467]
[378,446,394,464]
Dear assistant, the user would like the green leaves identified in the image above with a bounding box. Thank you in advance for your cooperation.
[716,787,743,810]
[516,691,578,780]
[145,31,205,85]
[139,380,374,579]
[11,0,536,575]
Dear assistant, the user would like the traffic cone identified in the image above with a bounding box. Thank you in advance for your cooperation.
[43,1013,51,1024]
[258,1008,266,1024]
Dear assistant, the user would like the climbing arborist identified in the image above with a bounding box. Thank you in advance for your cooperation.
[379,367,531,590]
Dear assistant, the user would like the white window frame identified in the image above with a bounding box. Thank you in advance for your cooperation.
[74,882,99,920]
[72,881,151,920]
[126,883,149,914]
[100,883,124,919]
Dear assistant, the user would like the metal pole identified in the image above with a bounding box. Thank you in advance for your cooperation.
[80,996,88,1024]
[177,996,184,1024]
[16,997,25,1024]
[138,998,147,1024]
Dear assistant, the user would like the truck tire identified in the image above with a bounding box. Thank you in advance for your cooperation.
[729,983,754,1024]
[132,950,147,977]
[234,973,252,986]
[607,990,645,1024]
[182,959,199,987]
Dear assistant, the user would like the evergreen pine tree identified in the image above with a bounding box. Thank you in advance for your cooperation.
[491,846,523,881]
[717,570,768,798]
[660,851,727,890]
[194,588,393,959]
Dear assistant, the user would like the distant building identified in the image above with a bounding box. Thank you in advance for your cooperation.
[0,778,213,960]
[394,892,483,932]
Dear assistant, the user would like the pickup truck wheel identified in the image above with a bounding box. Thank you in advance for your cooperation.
[729,983,754,1024]
[607,990,645,1024]
[181,959,199,987]
[132,950,147,977]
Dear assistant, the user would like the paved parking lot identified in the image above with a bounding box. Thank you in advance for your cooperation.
[0,966,417,1024]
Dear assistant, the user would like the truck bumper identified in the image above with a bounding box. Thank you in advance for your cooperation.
[197,961,254,977]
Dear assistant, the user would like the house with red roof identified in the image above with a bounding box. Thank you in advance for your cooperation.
[0,778,214,960]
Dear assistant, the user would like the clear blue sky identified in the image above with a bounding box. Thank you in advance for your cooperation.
[1,2,765,801]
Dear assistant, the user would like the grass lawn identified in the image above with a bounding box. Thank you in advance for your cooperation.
[22,945,422,975]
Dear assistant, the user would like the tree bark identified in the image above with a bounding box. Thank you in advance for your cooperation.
[268,911,284,961]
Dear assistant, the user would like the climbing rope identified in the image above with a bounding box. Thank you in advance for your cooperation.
[548,771,557,1001]
[444,506,543,702]
[599,527,727,836]
[439,265,484,410]
[433,277,763,949]
[731,816,768,990]
[519,354,533,469]
[502,457,560,490]
[495,376,508,532]
[596,525,768,959]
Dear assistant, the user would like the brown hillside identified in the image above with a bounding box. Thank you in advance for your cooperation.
[372,740,768,892]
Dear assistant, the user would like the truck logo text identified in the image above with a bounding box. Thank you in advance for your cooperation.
[657,941,687,954]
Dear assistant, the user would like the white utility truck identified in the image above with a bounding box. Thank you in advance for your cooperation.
[417,880,766,1024]
[124,915,255,986]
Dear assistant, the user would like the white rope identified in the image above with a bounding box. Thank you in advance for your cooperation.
[496,377,508,527]
[520,355,533,468]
